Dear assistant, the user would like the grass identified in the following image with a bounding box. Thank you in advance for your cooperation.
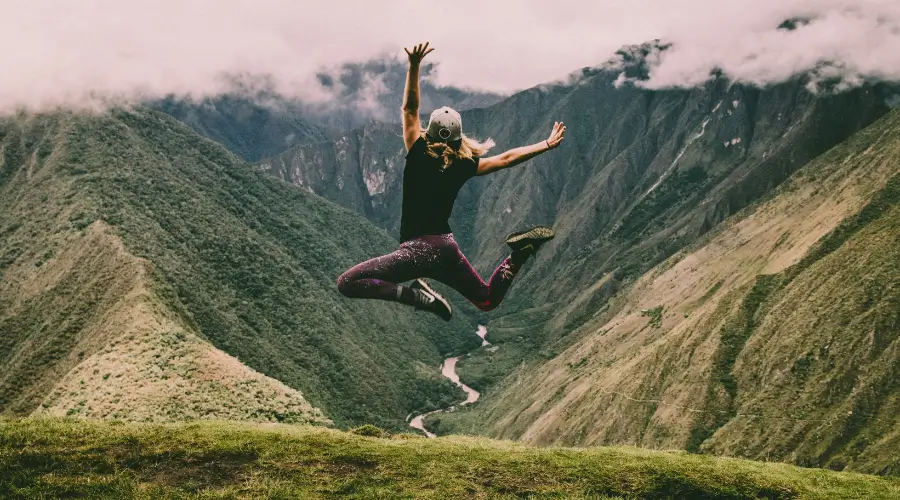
[2,418,899,499]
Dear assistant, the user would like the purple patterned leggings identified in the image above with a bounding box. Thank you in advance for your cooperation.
[337,233,520,312]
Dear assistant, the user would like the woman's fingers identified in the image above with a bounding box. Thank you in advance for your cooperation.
[547,121,566,148]
[406,42,434,61]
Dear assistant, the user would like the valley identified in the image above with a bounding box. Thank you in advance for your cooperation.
[5,3,900,495]
[252,71,900,474]
[408,325,488,438]
[1,42,898,483]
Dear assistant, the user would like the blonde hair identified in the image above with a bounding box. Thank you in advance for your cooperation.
[423,132,495,167]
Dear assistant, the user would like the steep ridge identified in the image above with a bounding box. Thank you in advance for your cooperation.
[0,116,327,424]
[449,108,900,475]
[0,110,476,430]
[452,75,894,343]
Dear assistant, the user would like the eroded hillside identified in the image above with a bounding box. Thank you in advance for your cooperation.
[451,108,900,475]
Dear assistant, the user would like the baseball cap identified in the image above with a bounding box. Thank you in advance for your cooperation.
[426,106,462,142]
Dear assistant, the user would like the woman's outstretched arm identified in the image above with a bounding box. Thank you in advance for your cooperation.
[475,121,566,176]
[401,42,433,151]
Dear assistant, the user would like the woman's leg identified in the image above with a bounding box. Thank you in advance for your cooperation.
[337,243,432,303]
[430,235,526,312]
[337,239,454,322]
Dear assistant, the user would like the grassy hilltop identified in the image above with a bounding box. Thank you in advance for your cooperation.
[2,418,899,499]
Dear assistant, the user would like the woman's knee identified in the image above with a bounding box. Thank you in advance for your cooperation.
[473,299,498,312]
[457,287,495,311]
[336,271,355,296]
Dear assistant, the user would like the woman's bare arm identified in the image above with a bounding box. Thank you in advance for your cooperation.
[401,42,433,151]
[476,121,566,176]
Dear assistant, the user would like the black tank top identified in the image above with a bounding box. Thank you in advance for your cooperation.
[399,136,479,242]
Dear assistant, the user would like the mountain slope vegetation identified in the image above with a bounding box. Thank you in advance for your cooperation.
[0,109,479,430]
[256,69,898,404]
[153,94,329,162]
[250,62,900,472]
[440,108,900,475]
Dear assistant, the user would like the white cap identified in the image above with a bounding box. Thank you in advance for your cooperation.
[426,106,462,142]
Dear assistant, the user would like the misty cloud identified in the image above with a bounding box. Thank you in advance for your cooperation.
[3,0,900,112]
[614,1,900,92]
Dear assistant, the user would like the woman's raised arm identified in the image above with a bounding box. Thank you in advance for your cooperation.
[401,42,433,151]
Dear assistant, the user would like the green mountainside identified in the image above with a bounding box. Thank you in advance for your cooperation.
[436,108,900,475]
[0,109,480,430]
[249,65,900,474]
[256,72,897,395]
[153,94,329,162]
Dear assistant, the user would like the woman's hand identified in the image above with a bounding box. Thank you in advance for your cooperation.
[546,121,566,150]
[404,42,434,66]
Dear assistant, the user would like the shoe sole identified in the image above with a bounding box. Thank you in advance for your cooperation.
[506,226,555,247]
[411,279,452,321]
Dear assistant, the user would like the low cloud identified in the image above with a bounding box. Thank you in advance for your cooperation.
[614,1,900,91]
[3,0,900,113]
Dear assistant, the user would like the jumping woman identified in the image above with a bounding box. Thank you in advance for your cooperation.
[337,41,566,321]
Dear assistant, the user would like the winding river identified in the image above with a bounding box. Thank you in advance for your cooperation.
[408,325,489,437]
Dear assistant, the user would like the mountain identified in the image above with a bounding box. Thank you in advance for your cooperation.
[437,107,900,476]
[256,70,895,317]
[253,56,900,474]
[304,58,505,131]
[4,419,899,499]
[154,59,504,161]
[257,121,416,239]
[453,74,896,370]
[152,94,329,162]
[0,109,480,430]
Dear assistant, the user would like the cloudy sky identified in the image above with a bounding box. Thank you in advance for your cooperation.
[3,0,900,111]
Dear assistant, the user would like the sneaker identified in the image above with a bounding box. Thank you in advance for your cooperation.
[409,278,452,321]
[505,226,555,256]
